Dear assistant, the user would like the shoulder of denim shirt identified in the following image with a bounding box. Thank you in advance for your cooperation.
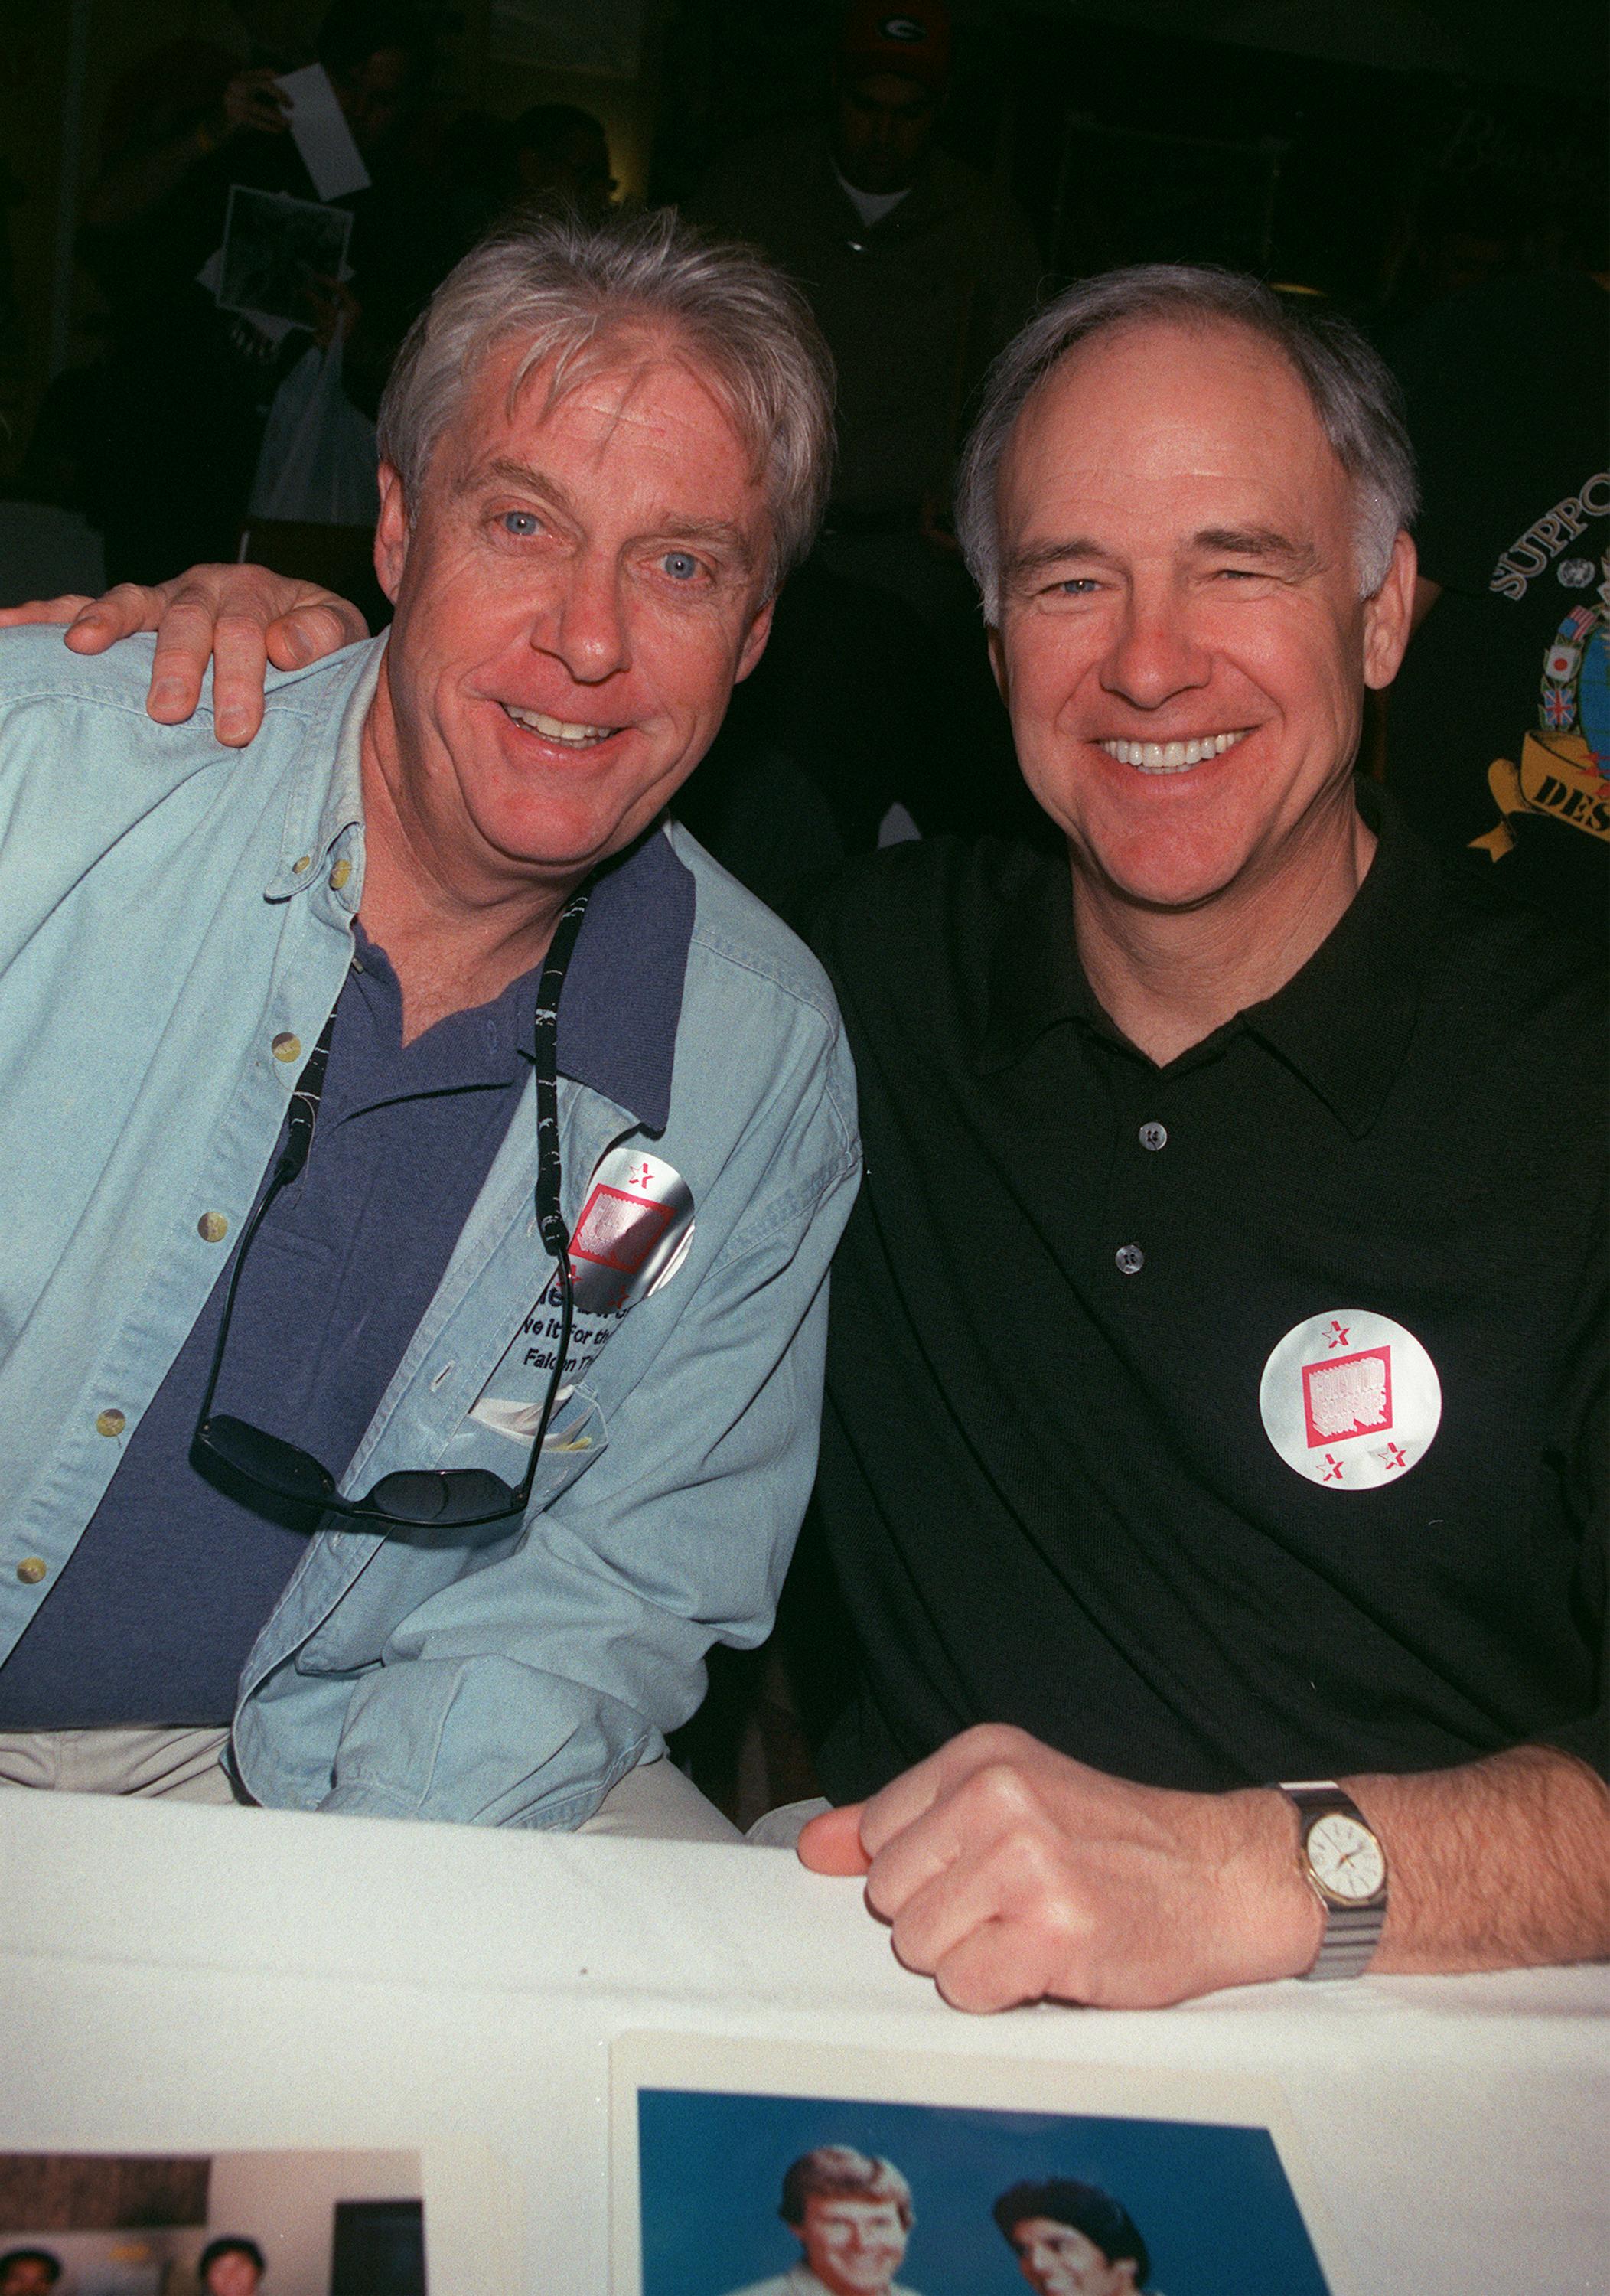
[0,623,379,751]
[665,816,859,1163]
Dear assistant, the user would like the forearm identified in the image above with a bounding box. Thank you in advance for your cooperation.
[1344,1746,1610,1974]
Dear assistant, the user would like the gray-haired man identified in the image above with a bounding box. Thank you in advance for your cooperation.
[18,264,1608,1998]
[0,212,857,1833]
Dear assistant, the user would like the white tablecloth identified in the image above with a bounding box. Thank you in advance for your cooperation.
[2,1790,1606,2293]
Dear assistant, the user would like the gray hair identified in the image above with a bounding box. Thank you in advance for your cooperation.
[955,263,1418,621]
[377,207,836,595]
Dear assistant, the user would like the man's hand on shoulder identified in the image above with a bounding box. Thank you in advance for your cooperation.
[797,1723,1323,2011]
[0,566,367,746]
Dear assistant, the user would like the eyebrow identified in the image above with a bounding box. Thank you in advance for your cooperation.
[1191,523,1319,570]
[460,455,757,570]
[1002,524,1321,585]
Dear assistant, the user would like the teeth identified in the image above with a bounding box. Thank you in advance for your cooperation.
[504,703,614,746]
[1098,728,1250,772]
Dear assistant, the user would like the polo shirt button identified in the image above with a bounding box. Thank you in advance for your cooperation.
[1139,1122,1168,1151]
[330,857,352,891]
[1115,1243,1145,1275]
[272,1032,301,1062]
[16,1557,47,1585]
[197,1212,229,1243]
[95,1408,126,1437]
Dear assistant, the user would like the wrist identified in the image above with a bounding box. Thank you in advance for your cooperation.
[1224,1786,1328,1981]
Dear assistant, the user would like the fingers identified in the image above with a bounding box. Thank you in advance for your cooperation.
[0,594,93,630]
[145,592,229,726]
[859,1722,1038,1859]
[68,583,171,651]
[922,1914,1060,2015]
[266,598,369,670]
[208,614,272,746]
[795,1802,872,1875]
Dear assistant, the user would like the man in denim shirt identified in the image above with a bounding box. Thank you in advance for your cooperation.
[0,213,858,1832]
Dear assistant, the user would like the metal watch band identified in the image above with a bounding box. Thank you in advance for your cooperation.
[1279,1780,1388,1981]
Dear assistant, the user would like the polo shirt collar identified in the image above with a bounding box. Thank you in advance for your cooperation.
[979,784,1442,1137]
[979,836,1098,1072]
[1238,782,1440,1137]
[558,824,695,1134]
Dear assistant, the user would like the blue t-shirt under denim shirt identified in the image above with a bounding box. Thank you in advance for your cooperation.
[0,833,693,1730]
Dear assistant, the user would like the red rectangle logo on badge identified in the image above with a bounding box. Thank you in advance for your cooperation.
[1302,1345,1393,1447]
[570,1182,675,1275]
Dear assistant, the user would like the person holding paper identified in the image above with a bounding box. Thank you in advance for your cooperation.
[83,2,435,585]
[0,210,856,1834]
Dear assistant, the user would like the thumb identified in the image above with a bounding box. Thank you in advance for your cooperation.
[797,1802,872,1876]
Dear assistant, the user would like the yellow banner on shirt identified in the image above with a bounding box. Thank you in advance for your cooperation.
[1472,732,1610,856]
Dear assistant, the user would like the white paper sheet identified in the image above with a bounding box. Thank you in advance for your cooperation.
[275,61,371,201]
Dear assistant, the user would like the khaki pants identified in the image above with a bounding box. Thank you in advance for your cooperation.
[0,1727,740,1841]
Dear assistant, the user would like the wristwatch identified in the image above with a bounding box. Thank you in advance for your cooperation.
[1279,1780,1388,1979]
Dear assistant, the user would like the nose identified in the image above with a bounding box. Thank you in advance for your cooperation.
[540,549,631,685]
[1099,580,1212,713]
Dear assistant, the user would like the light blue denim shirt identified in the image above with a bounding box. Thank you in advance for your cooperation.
[0,628,859,1825]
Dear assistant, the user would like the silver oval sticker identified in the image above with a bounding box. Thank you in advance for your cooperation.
[568,1146,696,1316]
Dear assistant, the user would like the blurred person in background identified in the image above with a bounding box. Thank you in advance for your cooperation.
[0,2253,60,2296]
[82,0,438,584]
[689,0,1039,628]
[511,104,618,225]
[680,1,1043,880]
[1384,168,1608,938]
[198,2239,265,2296]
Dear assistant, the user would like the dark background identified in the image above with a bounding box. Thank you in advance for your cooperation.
[2,0,1604,494]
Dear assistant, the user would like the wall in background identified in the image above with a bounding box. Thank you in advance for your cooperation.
[206,2149,420,2296]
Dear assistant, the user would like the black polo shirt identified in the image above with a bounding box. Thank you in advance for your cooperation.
[797,794,1607,1800]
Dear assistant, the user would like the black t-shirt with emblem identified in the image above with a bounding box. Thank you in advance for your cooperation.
[1386,269,1609,935]
[795,799,1607,1802]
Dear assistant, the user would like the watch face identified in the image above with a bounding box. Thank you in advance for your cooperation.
[1307,1812,1386,1903]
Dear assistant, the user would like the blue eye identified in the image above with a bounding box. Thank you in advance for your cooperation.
[662,551,699,581]
[501,511,540,536]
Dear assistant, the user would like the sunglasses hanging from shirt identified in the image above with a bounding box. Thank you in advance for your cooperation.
[191,879,593,1530]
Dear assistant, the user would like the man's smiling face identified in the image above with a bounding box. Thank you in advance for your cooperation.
[372,330,774,895]
[989,315,1412,913]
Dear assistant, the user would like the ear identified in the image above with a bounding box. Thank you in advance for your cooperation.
[373,462,410,605]
[734,592,777,685]
[1362,528,1417,692]
[986,620,1009,703]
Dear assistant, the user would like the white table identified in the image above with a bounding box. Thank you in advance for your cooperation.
[2,1791,1606,2294]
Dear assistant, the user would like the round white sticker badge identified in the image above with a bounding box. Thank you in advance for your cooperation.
[1259,1309,1442,1492]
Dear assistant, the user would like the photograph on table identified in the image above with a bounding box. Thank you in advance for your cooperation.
[0,2149,425,2296]
[611,2036,1349,2296]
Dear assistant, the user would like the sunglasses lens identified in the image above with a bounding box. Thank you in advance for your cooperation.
[197,1416,338,1505]
[363,1469,520,1526]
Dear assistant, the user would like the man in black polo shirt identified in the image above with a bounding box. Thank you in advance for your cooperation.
[22,266,1608,2007]
[790,268,1608,2007]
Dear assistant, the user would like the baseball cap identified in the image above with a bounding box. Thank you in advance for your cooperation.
[839,0,953,92]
